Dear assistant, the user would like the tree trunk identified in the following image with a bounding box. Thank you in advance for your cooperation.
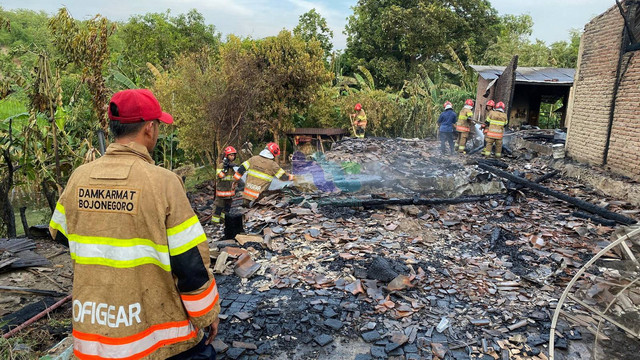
[274,131,281,165]
[41,180,57,213]
[19,207,29,238]
[0,149,16,238]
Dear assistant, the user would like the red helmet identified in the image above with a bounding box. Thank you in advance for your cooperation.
[495,101,505,111]
[486,100,495,107]
[354,103,362,111]
[224,146,237,157]
[443,101,453,109]
[465,99,474,107]
[266,142,280,156]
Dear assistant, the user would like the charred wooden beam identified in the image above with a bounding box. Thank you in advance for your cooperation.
[478,163,636,225]
[534,170,559,184]
[571,211,617,227]
[315,194,506,208]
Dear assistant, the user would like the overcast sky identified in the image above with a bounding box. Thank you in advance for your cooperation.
[1,0,614,49]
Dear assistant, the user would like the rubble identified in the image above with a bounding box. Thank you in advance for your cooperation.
[184,137,640,359]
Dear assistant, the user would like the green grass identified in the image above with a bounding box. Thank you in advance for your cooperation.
[183,165,216,192]
[13,207,52,236]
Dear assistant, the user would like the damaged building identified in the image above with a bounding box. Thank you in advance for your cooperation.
[565,0,640,180]
[470,62,575,129]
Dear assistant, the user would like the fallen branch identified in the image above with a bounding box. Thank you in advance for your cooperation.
[315,194,506,208]
[478,163,636,225]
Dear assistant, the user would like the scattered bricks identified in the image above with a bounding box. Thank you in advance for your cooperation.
[212,339,229,354]
[232,341,257,350]
[234,253,261,278]
[255,341,273,355]
[314,334,334,347]
[431,343,447,359]
[406,354,420,360]
[404,344,418,353]
[362,330,382,342]
[390,331,408,346]
[322,308,338,318]
[370,346,386,359]
[385,342,401,353]
[470,319,490,326]
[225,347,246,360]
[554,337,568,350]
[388,346,404,356]
[323,318,344,330]
[354,354,373,360]
[233,311,251,320]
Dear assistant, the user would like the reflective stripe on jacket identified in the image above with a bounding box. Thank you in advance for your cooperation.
[234,154,289,201]
[216,161,235,198]
[456,108,473,133]
[486,110,508,140]
[355,110,367,128]
[49,142,220,360]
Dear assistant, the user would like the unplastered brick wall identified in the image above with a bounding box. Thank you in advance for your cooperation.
[566,4,623,166]
[607,51,640,179]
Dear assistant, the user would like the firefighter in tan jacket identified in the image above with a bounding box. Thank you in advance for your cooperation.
[455,99,474,153]
[212,146,237,225]
[49,89,220,360]
[233,142,293,207]
[482,101,508,158]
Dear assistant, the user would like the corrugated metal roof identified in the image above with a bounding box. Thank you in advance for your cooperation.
[470,65,576,85]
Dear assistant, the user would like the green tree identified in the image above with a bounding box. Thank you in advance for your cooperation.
[49,8,116,133]
[114,9,221,85]
[252,30,333,156]
[293,9,334,60]
[345,0,500,88]
[482,14,580,68]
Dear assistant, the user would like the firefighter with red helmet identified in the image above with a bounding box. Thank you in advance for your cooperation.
[481,100,495,135]
[483,101,508,157]
[455,99,474,153]
[212,146,238,225]
[350,103,367,138]
[234,142,294,207]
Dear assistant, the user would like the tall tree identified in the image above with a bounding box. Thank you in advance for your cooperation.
[345,0,500,88]
[252,30,332,156]
[48,8,115,133]
[114,9,221,85]
[482,15,581,68]
[293,9,334,59]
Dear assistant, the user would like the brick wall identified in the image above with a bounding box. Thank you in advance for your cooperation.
[607,52,640,177]
[565,5,623,166]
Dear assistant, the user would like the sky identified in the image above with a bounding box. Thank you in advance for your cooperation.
[1,0,614,50]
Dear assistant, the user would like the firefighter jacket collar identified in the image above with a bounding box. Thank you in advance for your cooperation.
[259,149,275,159]
[105,142,155,165]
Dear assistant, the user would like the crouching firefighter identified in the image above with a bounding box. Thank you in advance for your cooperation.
[212,146,237,225]
[482,101,508,157]
[234,142,294,207]
[49,89,220,359]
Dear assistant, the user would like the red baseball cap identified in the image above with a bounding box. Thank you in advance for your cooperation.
[108,89,173,124]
